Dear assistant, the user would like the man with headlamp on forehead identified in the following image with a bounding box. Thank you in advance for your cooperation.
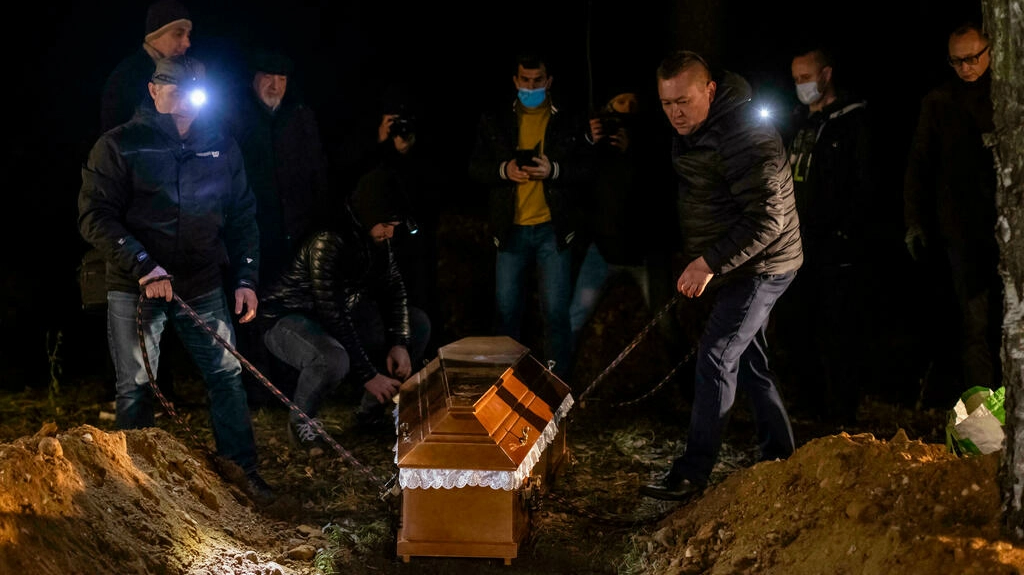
[79,55,274,505]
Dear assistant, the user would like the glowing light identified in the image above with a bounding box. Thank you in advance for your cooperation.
[759,107,771,120]
[189,89,207,107]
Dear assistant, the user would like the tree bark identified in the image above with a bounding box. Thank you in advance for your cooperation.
[980,0,1024,538]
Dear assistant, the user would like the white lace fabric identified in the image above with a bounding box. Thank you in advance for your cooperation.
[396,393,574,490]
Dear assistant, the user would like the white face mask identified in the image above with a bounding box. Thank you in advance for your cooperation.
[796,80,822,105]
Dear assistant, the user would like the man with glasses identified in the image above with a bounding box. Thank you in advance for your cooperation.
[903,22,1002,401]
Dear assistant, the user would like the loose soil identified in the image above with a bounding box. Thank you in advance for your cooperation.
[2,212,1021,574]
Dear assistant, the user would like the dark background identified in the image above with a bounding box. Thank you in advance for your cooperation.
[2,0,982,391]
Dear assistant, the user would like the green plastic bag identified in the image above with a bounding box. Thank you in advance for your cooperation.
[945,386,1006,456]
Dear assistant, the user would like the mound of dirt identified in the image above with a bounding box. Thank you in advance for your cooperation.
[3,415,1021,575]
[0,423,323,575]
[630,430,1023,574]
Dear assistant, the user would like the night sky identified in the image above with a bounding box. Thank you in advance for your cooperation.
[4,0,982,386]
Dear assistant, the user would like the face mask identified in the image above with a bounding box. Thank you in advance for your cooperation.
[795,81,822,105]
[517,87,546,109]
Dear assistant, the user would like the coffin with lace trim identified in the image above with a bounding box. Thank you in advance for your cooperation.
[394,335,573,565]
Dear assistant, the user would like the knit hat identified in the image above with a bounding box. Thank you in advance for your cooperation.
[151,55,205,86]
[145,0,192,43]
[249,48,294,76]
[350,167,412,229]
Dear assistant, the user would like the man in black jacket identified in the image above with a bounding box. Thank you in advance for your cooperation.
[258,184,430,447]
[225,47,332,406]
[468,52,591,382]
[903,22,1002,397]
[100,0,193,134]
[79,55,272,504]
[227,47,331,289]
[773,44,874,427]
[640,51,803,501]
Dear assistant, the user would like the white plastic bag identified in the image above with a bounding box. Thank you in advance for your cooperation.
[945,386,1006,456]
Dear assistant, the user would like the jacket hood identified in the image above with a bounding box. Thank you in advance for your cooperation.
[350,167,412,229]
[705,70,752,127]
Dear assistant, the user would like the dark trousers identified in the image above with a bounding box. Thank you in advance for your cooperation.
[947,244,1003,391]
[671,270,797,485]
[774,263,866,425]
[262,303,431,422]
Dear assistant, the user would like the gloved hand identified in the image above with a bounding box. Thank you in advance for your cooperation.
[904,225,928,261]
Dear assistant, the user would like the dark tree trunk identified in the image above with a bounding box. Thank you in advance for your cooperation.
[980,0,1024,538]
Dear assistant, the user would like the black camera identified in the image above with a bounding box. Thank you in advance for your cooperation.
[597,113,626,137]
[387,106,417,139]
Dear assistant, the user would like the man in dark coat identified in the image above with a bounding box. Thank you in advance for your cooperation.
[100,0,193,134]
[226,47,331,295]
[79,55,272,504]
[773,44,875,427]
[224,47,333,407]
[641,51,803,501]
[903,22,1002,395]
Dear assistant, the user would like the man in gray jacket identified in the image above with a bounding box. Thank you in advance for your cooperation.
[641,50,803,501]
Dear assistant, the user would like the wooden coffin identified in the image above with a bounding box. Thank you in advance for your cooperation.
[394,336,574,564]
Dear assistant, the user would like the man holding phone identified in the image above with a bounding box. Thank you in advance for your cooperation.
[468,51,592,382]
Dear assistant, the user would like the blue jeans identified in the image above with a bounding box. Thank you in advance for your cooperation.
[570,242,650,346]
[262,304,431,420]
[495,223,573,380]
[107,288,258,473]
[671,270,797,486]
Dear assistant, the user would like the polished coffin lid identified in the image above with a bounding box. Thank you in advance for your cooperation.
[395,336,573,490]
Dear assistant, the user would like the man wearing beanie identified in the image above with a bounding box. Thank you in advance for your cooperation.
[100,0,193,133]
[80,55,274,505]
[258,184,431,447]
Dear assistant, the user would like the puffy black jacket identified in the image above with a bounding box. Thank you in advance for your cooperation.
[468,99,592,251]
[79,106,260,301]
[258,207,411,384]
[671,71,803,278]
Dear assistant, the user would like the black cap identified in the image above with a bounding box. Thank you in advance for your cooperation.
[151,55,206,86]
[249,48,294,76]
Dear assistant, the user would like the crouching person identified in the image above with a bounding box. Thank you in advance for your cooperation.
[258,185,431,447]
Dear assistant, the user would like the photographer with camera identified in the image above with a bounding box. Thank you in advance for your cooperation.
[570,82,680,360]
[378,103,417,154]
[338,83,441,360]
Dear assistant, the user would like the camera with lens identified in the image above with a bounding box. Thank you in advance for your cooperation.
[597,112,626,137]
[387,105,417,139]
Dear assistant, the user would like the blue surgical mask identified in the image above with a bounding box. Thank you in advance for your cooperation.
[517,87,547,109]
[795,81,822,105]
